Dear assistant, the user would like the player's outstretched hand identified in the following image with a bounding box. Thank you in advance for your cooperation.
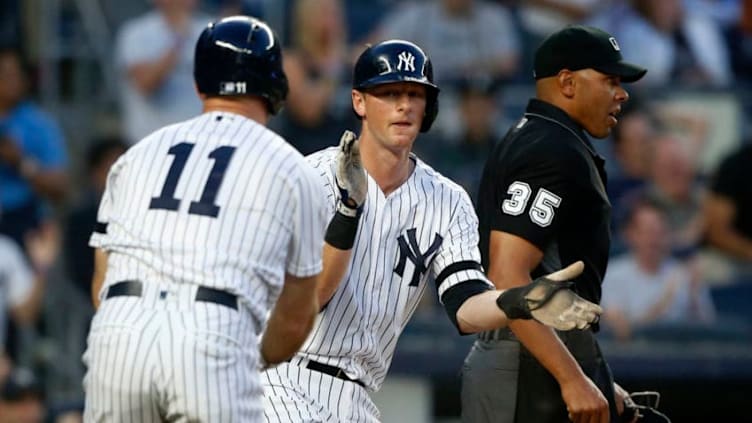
[495,261,602,330]
[335,130,367,217]
[528,261,602,330]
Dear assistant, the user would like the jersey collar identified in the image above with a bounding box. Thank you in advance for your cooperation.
[524,99,600,158]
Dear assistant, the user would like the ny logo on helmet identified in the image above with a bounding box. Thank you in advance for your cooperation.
[397,51,415,72]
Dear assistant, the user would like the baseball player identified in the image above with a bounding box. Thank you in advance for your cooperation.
[462,25,668,423]
[261,39,602,423]
[83,16,334,422]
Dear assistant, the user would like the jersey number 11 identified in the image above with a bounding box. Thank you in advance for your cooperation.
[149,142,236,218]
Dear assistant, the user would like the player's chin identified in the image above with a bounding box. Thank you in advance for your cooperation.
[389,126,419,144]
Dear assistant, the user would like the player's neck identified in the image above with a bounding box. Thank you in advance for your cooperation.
[360,137,414,197]
[201,97,269,126]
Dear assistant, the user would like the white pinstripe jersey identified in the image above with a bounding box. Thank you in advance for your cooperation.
[296,148,493,391]
[90,111,328,332]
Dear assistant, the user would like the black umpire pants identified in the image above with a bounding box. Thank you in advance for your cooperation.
[461,328,619,423]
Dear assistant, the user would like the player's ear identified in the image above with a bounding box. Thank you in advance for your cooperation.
[352,89,366,119]
[558,70,575,98]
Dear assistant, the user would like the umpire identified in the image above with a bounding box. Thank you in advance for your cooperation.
[461,26,647,423]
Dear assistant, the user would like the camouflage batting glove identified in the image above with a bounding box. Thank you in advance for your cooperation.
[335,130,367,217]
[495,262,602,330]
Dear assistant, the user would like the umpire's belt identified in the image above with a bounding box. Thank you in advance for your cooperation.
[303,360,365,388]
[106,280,238,310]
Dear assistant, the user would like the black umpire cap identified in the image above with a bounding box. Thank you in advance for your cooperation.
[533,25,647,82]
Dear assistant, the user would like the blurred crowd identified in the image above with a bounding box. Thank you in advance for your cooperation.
[0,0,752,420]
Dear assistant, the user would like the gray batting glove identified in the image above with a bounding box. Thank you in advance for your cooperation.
[335,130,367,217]
[496,261,602,331]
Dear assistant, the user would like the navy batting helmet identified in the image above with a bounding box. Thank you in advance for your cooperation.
[352,40,439,132]
[194,16,288,115]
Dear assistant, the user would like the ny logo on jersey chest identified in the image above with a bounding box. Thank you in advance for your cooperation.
[394,228,443,286]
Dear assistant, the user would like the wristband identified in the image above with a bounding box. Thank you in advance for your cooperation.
[325,208,360,250]
[495,287,533,320]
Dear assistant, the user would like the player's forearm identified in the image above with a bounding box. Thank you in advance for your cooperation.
[91,249,109,309]
[455,290,510,333]
[318,130,365,305]
[262,273,319,364]
[261,303,317,364]
[509,319,585,384]
[318,243,352,306]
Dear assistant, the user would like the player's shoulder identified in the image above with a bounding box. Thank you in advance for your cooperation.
[127,119,185,154]
[248,126,320,183]
[414,157,475,208]
[305,146,338,167]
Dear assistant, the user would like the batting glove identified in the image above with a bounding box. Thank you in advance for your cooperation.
[495,261,603,331]
[334,130,367,217]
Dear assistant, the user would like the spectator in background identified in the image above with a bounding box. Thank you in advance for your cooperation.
[727,0,752,82]
[0,1,20,46]
[206,0,265,17]
[63,137,127,295]
[368,0,522,85]
[604,97,658,255]
[270,0,356,155]
[593,0,732,87]
[114,0,210,143]
[0,47,68,248]
[602,199,716,342]
[703,141,752,276]
[644,132,706,257]
[415,76,508,202]
[607,96,656,207]
[0,225,58,356]
[0,352,10,388]
[517,0,610,45]
[0,367,45,423]
[683,0,742,31]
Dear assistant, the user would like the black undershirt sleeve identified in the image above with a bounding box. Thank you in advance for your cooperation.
[440,280,493,335]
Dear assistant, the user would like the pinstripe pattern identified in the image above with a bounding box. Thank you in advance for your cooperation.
[263,361,379,423]
[84,112,327,421]
[262,149,492,422]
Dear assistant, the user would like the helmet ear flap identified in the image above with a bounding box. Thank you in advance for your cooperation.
[421,90,439,133]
